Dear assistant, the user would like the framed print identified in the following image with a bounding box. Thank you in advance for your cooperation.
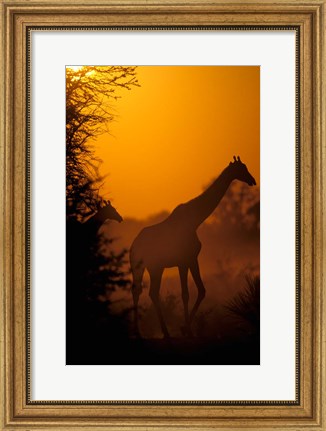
[0,0,325,430]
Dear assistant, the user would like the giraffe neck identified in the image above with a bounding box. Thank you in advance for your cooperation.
[179,166,234,229]
[84,210,106,235]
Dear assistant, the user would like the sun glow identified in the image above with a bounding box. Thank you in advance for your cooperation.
[92,66,260,219]
[67,66,96,79]
[67,65,84,72]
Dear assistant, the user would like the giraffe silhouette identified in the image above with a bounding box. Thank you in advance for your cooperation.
[82,200,123,240]
[130,156,256,338]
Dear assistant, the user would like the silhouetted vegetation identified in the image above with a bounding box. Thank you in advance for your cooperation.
[211,181,260,234]
[225,276,260,335]
[66,67,140,363]
[66,66,139,220]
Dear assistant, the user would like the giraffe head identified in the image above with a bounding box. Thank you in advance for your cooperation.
[97,200,123,223]
[229,156,256,186]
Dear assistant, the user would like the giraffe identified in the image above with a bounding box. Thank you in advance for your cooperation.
[82,200,123,239]
[130,156,256,338]
[67,200,123,270]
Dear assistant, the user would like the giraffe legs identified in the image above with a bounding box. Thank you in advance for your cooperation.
[148,268,170,338]
[189,259,206,324]
[178,266,192,336]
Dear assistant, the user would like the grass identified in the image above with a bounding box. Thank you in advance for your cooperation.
[225,276,260,332]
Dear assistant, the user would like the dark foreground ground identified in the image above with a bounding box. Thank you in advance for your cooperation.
[66,332,260,365]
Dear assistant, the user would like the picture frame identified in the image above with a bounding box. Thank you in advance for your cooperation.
[0,0,325,429]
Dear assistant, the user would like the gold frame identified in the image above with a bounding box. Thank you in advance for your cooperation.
[1,0,325,429]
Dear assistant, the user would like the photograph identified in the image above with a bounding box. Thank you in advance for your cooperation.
[65,65,260,365]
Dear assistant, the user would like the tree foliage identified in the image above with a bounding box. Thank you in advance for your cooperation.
[66,66,139,220]
[66,67,140,355]
[214,182,260,232]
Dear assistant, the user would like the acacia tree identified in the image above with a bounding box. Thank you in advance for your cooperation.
[66,66,139,220]
[66,67,139,351]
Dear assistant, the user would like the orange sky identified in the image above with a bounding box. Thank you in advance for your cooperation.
[92,66,260,219]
